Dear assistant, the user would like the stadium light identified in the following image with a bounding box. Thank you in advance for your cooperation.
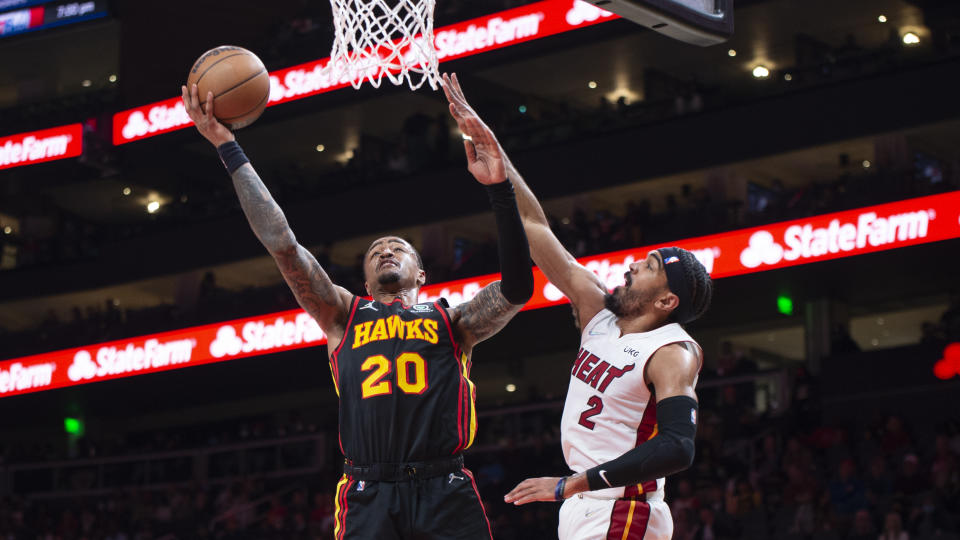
[902,32,920,45]
[878,15,887,23]
[752,65,770,78]
[146,201,160,214]
[727,49,736,57]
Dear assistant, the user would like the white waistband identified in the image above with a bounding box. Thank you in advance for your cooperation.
[574,488,664,503]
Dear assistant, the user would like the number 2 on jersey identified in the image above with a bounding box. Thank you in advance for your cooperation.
[361,353,428,398]
[578,396,604,429]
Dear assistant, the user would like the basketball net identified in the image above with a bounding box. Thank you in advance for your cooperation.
[326,0,441,91]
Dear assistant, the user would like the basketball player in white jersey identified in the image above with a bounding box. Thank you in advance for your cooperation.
[442,74,713,540]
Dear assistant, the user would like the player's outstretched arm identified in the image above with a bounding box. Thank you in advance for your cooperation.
[442,74,606,328]
[181,84,353,339]
[439,74,533,351]
[504,344,700,505]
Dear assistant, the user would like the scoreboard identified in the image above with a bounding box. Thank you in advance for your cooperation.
[0,0,107,39]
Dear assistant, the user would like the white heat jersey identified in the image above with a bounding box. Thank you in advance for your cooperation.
[560,309,701,501]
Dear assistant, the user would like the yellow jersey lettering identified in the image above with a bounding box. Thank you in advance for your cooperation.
[370,318,388,341]
[406,319,425,340]
[423,319,439,344]
[352,321,373,348]
[386,315,405,339]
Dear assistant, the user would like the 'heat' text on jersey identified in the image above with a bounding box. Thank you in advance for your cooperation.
[352,316,440,348]
[571,348,634,393]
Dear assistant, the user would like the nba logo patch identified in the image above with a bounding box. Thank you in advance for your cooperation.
[357,481,366,492]
[690,409,697,425]
[665,256,680,264]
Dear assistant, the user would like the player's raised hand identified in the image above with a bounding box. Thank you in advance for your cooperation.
[504,476,565,505]
[181,83,234,147]
[441,73,506,186]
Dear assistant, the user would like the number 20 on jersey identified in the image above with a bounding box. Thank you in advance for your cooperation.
[361,352,428,398]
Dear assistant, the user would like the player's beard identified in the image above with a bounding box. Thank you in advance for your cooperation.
[604,286,651,319]
[377,269,402,285]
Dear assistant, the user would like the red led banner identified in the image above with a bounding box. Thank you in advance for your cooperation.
[0,123,83,170]
[2,191,958,398]
[111,0,617,145]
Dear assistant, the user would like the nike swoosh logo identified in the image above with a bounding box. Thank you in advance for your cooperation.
[588,330,606,336]
[585,508,600,518]
[598,470,613,487]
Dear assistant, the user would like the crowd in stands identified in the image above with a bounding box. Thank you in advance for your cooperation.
[3,19,958,278]
[3,155,958,361]
[2,346,959,539]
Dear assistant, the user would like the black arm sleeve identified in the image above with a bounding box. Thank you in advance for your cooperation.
[485,179,534,304]
[584,395,698,490]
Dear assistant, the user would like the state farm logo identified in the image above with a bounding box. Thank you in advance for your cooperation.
[120,103,192,141]
[542,248,719,302]
[566,1,614,26]
[0,134,73,167]
[434,12,544,59]
[209,313,325,359]
[68,338,197,381]
[0,362,56,394]
[740,210,933,269]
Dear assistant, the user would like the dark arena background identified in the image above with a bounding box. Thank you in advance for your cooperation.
[2,0,960,538]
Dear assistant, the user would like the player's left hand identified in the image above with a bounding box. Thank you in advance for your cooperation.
[441,73,506,186]
[504,476,563,505]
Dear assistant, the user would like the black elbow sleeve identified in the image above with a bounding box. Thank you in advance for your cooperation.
[486,180,534,304]
[585,395,698,490]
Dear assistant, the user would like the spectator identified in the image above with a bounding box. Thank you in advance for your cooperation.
[879,511,909,540]
[849,509,878,540]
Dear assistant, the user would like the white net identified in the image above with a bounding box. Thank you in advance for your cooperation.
[326,0,440,91]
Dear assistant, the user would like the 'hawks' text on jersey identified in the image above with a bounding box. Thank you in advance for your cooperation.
[331,297,478,464]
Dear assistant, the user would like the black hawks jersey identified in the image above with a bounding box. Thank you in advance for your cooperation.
[330,296,478,464]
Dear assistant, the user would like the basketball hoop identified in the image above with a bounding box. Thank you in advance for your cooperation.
[325,0,441,91]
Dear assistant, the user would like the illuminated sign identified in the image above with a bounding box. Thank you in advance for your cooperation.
[1,191,958,398]
[112,0,617,145]
[0,0,106,38]
[933,343,960,380]
[0,123,83,170]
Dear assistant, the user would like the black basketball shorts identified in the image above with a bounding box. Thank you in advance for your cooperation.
[332,467,493,540]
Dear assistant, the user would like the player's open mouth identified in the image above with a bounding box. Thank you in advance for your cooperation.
[379,260,398,270]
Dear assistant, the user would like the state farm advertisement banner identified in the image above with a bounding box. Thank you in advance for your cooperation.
[112,0,616,145]
[2,192,958,398]
[0,310,327,399]
[0,123,83,170]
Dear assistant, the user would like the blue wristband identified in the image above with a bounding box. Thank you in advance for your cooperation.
[554,477,567,501]
[217,141,249,174]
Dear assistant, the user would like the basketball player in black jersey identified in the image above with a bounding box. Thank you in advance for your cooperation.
[182,80,533,539]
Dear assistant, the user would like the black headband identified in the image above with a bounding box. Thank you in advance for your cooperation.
[657,247,693,324]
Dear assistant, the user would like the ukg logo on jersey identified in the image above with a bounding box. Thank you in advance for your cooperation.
[740,208,933,269]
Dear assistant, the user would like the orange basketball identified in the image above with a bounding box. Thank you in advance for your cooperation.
[186,46,270,130]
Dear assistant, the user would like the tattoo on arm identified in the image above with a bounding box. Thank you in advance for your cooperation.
[230,164,346,326]
[231,164,297,254]
[275,246,345,319]
[455,281,521,346]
